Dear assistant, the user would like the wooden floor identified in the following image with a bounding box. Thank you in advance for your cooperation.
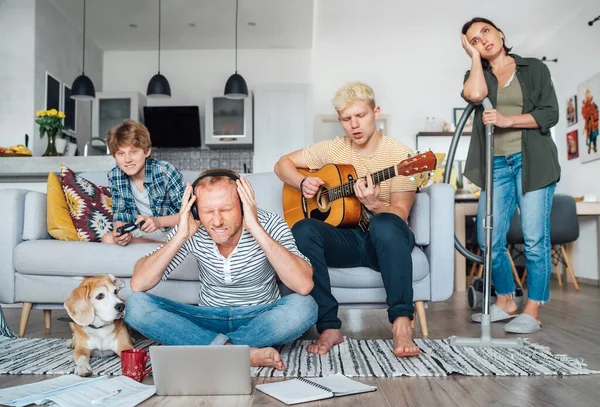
[2,282,600,406]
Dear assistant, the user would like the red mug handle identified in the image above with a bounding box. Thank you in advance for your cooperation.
[142,355,152,378]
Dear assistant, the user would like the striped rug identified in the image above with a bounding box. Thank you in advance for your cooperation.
[0,336,598,377]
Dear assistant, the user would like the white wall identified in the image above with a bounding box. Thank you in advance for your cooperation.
[532,3,600,282]
[0,0,36,150]
[34,0,103,156]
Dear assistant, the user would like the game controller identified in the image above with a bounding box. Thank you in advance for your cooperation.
[116,221,145,235]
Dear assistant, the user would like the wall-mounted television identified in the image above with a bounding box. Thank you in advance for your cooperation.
[143,106,201,147]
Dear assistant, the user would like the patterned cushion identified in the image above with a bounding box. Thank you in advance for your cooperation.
[60,165,113,242]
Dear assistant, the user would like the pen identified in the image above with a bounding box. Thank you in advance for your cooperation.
[90,389,121,404]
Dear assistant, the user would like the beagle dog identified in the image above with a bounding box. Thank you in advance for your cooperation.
[64,274,133,376]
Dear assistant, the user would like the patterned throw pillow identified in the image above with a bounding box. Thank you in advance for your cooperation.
[59,165,113,242]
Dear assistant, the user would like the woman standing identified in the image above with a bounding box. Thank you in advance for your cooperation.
[461,17,560,333]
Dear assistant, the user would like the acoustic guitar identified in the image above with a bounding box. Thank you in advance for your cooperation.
[282,151,438,228]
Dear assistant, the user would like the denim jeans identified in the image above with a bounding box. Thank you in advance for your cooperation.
[291,213,415,332]
[476,152,556,302]
[124,292,318,348]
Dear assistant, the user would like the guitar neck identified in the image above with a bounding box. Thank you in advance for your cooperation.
[329,166,396,201]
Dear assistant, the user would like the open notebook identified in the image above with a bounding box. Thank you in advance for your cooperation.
[255,373,377,405]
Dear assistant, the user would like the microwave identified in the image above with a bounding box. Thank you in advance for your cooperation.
[204,91,253,148]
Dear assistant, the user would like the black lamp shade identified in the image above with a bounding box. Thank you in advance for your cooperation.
[70,74,96,100]
[224,73,248,99]
[147,73,171,98]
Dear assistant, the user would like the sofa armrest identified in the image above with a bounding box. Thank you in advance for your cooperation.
[23,191,51,241]
[422,183,455,301]
[0,189,29,303]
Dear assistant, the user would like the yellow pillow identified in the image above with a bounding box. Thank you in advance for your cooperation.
[47,172,79,240]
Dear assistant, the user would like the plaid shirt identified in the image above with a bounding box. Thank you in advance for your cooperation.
[108,158,185,224]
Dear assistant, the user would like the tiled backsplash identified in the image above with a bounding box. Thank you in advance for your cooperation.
[152,148,254,174]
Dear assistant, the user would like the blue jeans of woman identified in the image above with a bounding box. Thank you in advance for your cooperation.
[124,292,318,348]
[477,152,555,303]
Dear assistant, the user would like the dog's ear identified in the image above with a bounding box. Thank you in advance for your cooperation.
[108,273,125,289]
[64,284,94,326]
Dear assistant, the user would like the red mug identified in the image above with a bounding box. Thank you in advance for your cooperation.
[121,349,152,382]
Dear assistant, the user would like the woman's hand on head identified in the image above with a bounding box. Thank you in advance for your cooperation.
[461,34,480,59]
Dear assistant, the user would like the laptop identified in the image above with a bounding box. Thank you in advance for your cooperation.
[149,345,252,396]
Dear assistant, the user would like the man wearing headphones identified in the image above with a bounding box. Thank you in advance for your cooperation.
[125,169,317,370]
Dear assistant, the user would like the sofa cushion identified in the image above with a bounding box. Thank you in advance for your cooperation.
[61,165,113,242]
[328,246,429,289]
[22,192,52,241]
[14,240,200,280]
[46,172,78,241]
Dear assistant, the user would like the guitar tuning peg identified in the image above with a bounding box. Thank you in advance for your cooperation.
[429,171,434,177]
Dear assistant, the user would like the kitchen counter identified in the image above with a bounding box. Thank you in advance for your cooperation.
[0,156,115,182]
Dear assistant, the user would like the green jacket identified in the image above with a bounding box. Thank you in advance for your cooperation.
[462,54,561,194]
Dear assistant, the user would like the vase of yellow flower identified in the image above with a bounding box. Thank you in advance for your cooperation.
[35,109,66,157]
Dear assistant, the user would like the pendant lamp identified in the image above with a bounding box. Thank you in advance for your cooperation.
[147,0,171,98]
[224,0,248,99]
[71,0,96,100]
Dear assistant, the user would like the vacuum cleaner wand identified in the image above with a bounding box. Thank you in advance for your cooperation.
[449,98,523,348]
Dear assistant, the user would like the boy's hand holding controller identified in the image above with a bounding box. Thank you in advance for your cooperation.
[112,221,133,246]
[135,215,160,233]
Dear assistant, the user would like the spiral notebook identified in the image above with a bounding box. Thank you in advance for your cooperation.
[255,373,377,405]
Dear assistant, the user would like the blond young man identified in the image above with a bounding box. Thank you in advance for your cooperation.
[274,82,420,357]
[102,120,184,246]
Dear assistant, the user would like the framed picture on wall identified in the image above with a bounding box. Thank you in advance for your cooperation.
[45,71,61,111]
[566,95,577,126]
[567,129,578,160]
[578,72,600,163]
[61,84,76,134]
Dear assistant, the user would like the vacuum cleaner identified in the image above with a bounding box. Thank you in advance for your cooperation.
[445,98,524,349]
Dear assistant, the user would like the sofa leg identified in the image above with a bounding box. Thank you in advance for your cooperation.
[19,302,33,337]
[414,301,428,338]
[44,310,52,331]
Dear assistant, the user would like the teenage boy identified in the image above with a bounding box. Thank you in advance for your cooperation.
[102,120,184,246]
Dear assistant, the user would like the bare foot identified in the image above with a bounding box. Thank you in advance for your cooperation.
[307,329,344,355]
[392,317,420,357]
[250,347,285,370]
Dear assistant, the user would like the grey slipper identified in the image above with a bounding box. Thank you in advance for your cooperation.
[471,304,519,323]
[504,313,542,334]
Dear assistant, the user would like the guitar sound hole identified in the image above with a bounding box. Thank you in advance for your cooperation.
[316,188,330,210]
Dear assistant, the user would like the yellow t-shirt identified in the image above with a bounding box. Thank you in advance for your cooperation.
[302,135,418,205]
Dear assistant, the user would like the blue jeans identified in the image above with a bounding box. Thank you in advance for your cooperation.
[124,292,318,348]
[477,152,555,302]
[292,213,415,332]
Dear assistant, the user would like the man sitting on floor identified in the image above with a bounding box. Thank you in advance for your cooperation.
[125,169,317,370]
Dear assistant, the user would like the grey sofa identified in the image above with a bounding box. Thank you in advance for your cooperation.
[0,171,455,337]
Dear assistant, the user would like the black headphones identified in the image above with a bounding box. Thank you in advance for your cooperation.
[190,170,243,220]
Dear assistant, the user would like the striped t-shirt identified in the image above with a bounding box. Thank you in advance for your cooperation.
[149,208,310,307]
[302,135,418,205]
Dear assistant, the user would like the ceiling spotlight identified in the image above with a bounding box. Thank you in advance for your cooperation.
[129,23,138,28]
[188,23,196,27]
[247,22,256,26]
